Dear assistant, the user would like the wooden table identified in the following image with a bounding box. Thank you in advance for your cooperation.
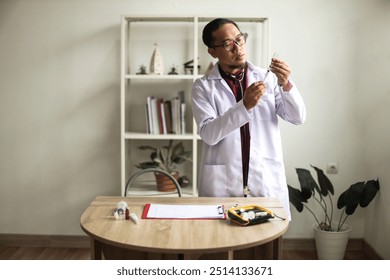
[80,196,289,260]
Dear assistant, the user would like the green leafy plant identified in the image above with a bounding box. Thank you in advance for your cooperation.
[288,165,380,232]
[135,140,192,174]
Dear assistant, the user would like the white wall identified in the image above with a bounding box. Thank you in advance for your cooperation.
[0,0,389,258]
[354,1,390,259]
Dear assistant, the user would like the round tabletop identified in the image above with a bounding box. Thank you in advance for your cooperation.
[80,196,289,256]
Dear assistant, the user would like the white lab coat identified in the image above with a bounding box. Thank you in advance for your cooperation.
[191,61,306,219]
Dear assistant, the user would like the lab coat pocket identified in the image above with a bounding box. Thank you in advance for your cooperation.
[256,92,275,120]
[261,157,285,196]
[199,164,228,196]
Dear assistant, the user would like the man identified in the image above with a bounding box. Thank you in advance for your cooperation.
[191,18,306,219]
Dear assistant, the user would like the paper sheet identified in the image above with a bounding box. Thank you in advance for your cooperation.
[143,204,225,219]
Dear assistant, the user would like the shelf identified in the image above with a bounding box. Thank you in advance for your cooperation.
[123,16,195,23]
[124,74,199,80]
[122,15,268,24]
[124,132,196,140]
[198,17,268,23]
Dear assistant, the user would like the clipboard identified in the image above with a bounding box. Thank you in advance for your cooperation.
[142,204,226,220]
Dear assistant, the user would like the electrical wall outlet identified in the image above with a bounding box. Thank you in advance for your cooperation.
[327,162,338,174]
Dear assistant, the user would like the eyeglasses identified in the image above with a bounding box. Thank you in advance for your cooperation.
[212,33,248,52]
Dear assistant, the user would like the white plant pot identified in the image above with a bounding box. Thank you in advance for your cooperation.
[313,223,351,260]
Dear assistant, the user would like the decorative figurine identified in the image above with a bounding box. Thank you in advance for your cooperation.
[168,65,179,75]
[183,59,201,75]
[136,65,147,75]
[149,43,164,75]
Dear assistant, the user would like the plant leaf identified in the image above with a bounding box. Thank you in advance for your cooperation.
[165,140,174,162]
[360,179,380,207]
[159,148,167,165]
[138,145,157,151]
[135,162,159,169]
[173,151,192,164]
[288,185,304,212]
[345,203,359,215]
[296,168,317,199]
[150,150,161,162]
[311,165,334,196]
[171,142,184,159]
[137,140,191,172]
[337,182,365,209]
[337,191,347,209]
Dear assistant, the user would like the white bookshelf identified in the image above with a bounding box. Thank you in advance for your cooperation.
[120,16,269,197]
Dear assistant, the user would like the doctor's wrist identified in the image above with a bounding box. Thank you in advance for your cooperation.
[280,80,292,92]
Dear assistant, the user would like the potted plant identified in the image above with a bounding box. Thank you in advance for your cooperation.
[288,165,380,259]
[135,140,192,192]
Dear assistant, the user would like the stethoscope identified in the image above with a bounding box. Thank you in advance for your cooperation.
[229,69,250,197]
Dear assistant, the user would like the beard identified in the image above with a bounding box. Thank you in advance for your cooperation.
[227,63,246,69]
[227,54,247,70]
[226,61,247,73]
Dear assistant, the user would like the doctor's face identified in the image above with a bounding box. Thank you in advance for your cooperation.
[208,23,247,74]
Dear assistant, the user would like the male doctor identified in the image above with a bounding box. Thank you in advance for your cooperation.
[191,18,306,219]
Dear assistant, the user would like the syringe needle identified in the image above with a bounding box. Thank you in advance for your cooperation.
[263,52,279,83]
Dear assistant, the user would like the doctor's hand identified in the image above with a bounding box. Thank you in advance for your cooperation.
[269,58,293,91]
[243,81,266,110]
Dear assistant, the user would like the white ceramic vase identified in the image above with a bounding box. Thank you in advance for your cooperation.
[313,223,351,260]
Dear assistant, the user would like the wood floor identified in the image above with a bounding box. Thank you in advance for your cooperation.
[0,235,380,260]
[0,246,91,260]
[0,246,373,260]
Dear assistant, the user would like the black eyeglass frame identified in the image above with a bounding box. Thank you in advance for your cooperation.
[212,33,248,52]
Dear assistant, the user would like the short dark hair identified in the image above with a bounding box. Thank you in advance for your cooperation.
[202,18,240,48]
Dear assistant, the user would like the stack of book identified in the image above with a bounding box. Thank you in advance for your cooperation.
[145,91,186,134]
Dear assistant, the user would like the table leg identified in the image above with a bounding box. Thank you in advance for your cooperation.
[90,238,103,260]
[273,237,283,260]
[262,242,273,259]
[147,252,163,259]
[227,250,234,260]
[252,237,283,260]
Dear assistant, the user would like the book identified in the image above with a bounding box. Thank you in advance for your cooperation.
[145,91,186,135]
[146,96,154,134]
[171,96,180,134]
[180,102,186,134]
[160,99,167,134]
[164,100,172,134]
[145,104,150,134]
[150,96,160,134]
[157,98,164,134]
